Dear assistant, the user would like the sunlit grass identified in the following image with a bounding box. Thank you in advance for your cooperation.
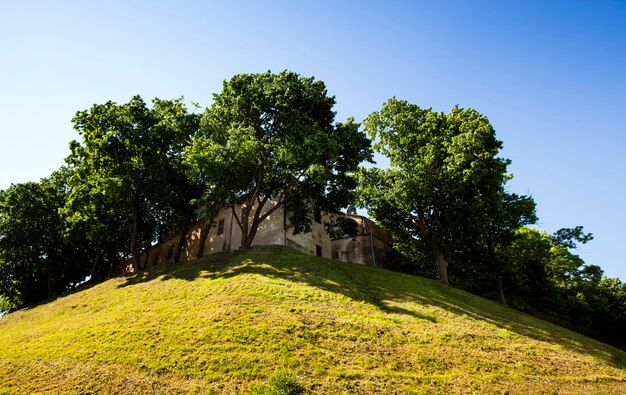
[1,245,625,394]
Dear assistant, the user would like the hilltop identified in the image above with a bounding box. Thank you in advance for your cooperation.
[1,245,625,394]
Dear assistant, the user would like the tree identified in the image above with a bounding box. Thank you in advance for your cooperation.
[146,99,202,264]
[359,98,509,284]
[0,181,54,310]
[186,71,372,250]
[497,227,556,309]
[182,138,231,258]
[459,192,537,305]
[62,162,132,280]
[0,170,88,312]
[498,226,625,344]
[67,96,200,272]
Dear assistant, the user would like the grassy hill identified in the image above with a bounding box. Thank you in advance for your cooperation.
[1,245,625,394]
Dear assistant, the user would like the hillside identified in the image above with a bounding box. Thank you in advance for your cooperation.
[1,246,625,394]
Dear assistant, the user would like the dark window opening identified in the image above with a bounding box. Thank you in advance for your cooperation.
[316,245,322,257]
[332,251,339,259]
[217,218,225,235]
[167,244,174,261]
[314,207,322,223]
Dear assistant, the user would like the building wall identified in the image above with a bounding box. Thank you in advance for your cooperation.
[126,202,391,272]
[330,216,394,267]
[285,212,333,259]
[249,206,286,248]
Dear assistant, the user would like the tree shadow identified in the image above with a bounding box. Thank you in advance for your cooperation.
[6,278,108,317]
[388,283,626,369]
[119,247,435,322]
[117,245,626,370]
[116,251,244,288]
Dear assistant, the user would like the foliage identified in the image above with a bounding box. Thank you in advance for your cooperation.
[0,169,88,312]
[0,246,625,394]
[66,96,199,272]
[356,98,625,346]
[358,98,509,284]
[186,70,372,250]
[489,226,626,348]
[552,225,594,249]
[1,72,625,355]
[450,190,537,304]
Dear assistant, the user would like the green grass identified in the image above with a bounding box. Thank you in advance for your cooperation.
[1,245,625,394]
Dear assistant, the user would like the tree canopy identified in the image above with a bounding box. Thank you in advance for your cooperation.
[0,169,88,311]
[1,71,624,349]
[66,96,200,272]
[185,70,373,250]
[358,98,510,284]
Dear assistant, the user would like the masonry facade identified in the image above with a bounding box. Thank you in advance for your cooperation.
[127,202,393,272]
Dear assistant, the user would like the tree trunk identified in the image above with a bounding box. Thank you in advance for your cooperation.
[498,277,508,306]
[196,221,211,258]
[432,243,449,285]
[239,193,278,251]
[173,227,188,263]
[89,250,102,284]
[239,156,267,251]
[142,251,150,270]
[110,251,124,278]
[486,238,507,306]
[242,224,258,251]
[47,270,54,299]
[129,209,140,273]
[21,274,34,308]
[173,205,194,263]
[239,205,251,251]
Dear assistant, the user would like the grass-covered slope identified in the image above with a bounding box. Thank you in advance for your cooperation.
[1,246,625,394]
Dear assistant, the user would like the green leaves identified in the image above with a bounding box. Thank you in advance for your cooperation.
[0,169,91,312]
[186,71,372,248]
[360,98,512,284]
[66,96,200,271]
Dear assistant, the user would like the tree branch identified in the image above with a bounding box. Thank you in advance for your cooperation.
[258,194,285,224]
[231,204,243,230]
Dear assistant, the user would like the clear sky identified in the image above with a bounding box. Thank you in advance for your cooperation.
[1,1,624,279]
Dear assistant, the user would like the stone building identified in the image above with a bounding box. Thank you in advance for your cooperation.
[128,202,393,272]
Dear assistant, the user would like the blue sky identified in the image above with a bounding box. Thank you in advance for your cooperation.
[1,1,624,279]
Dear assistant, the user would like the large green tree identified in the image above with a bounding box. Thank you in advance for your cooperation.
[61,166,129,281]
[186,71,372,250]
[496,225,626,348]
[359,98,509,284]
[66,96,199,272]
[146,99,202,264]
[453,190,537,304]
[0,170,88,311]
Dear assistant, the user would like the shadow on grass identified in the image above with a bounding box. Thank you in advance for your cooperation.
[120,247,435,322]
[118,245,626,370]
[7,277,108,317]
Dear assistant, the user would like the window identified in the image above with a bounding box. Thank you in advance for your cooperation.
[314,207,321,223]
[316,245,322,257]
[217,218,225,236]
[167,244,174,261]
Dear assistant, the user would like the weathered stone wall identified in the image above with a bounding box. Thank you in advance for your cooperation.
[285,212,333,259]
[330,215,393,267]
[125,203,391,272]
